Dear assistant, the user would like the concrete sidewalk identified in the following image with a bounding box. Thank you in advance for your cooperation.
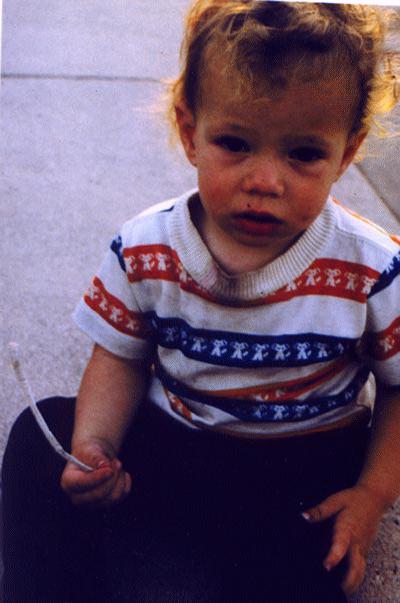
[1,2,400,601]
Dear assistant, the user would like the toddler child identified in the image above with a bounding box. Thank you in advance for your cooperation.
[3,2,400,601]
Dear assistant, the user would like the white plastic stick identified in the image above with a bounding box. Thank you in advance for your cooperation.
[9,342,93,472]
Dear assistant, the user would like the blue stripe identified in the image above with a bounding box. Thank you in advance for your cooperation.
[156,362,370,422]
[147,313,356,368]
[369,251,400,298]
[110,235,126,272]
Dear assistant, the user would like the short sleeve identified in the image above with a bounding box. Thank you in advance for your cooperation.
[364,250,400,386]
[73,233,155,360]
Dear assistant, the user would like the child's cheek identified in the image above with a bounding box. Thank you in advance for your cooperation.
[198,171,216,194]
[297,200,327,227]
[198,165,226,197]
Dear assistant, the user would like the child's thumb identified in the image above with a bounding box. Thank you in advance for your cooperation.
[75,444,115,472]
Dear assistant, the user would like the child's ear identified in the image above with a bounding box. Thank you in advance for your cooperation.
[175,103,197,166]
[335,130,368,181]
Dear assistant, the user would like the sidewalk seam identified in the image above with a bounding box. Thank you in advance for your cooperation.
[355,164,400,225]
[1,72,161,83]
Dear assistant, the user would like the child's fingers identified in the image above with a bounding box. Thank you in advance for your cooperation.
[61,457,121,499]
[61,463,114,496]
[124,471,132,495]
[302,492,346,523]
[105,470,132,505]
[72,469,131,507]
[63,459,131,506]
[341,545,366,595]
[323,524,351,571]
[67,472,118,505]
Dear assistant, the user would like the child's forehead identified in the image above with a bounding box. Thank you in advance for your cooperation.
[197,60,356,138]
[199,56,352,112]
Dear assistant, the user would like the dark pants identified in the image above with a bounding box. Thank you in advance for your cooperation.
[1,397,371,602]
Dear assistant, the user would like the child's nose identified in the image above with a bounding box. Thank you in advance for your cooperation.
[241,155,284,197]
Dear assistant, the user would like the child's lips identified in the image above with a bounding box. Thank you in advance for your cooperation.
[233,211,283,235]
[236,211,282,223]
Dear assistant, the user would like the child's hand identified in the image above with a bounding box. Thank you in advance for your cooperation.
[60,440,132,507]
[302,484,387,596]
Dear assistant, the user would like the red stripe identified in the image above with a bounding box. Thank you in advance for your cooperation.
[123,244,380,305]
[368,316,400,360]
[84,277,151,339]
[199,357,350,403]
[124,244,217,303]
[163,387,193,421]
[269,258,379,304]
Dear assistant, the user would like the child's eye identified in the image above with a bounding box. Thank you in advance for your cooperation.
[214,136,250,153]
[289,147,325,163]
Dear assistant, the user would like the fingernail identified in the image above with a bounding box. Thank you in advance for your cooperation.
[301,512,311,521]
[324,562,332,572]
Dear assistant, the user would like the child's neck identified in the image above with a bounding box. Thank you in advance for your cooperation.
[205,238,284,276]
[189,195,297,276]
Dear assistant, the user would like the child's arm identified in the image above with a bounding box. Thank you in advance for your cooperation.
[303,384,400,595]
[61,343,150,507]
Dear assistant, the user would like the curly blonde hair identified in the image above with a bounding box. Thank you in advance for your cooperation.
[167,1,399,145]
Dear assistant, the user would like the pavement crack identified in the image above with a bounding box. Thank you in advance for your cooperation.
[1,72,161,84]
[355,164,400,223]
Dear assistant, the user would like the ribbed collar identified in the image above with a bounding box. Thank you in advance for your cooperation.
[169,190,336,302]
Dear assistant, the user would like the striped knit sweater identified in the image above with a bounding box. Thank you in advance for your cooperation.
[73,190,400,438]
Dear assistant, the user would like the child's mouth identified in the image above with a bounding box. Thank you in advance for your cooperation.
[237,212,282,224]
[234,212,283,235]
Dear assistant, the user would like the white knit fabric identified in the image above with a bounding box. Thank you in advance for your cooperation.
[73,190,400,438]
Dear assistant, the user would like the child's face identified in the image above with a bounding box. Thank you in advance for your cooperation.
[177,65,365,272]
